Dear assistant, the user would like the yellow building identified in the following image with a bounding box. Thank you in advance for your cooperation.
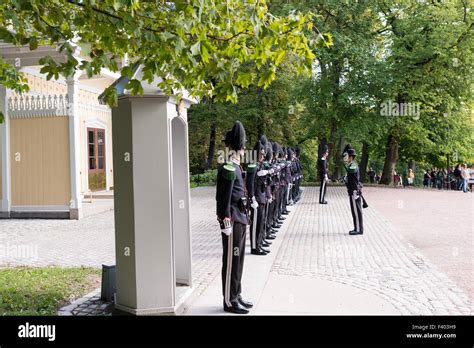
[0,43,117,219]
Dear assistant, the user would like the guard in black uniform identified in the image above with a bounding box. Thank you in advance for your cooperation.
[250,135,271,255]
[282,147,294,214]
[216,121,253,314]
[292,146,303,203]
[342,144,364,235]
[318,145,329,204]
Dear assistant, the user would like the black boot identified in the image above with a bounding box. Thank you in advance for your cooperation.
[251,249,267,255]
[224,301,249,314]
[238,296,253,309]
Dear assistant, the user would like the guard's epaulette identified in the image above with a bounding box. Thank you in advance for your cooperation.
[222,162,236,181]
[246,163,257,174]
[348,162,358,173]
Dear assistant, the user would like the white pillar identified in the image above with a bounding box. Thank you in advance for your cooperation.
[0,85,11,218]
[66,75,83,220]
[105,65,196,315]
[113,94,176,314]
[171,102,192,287]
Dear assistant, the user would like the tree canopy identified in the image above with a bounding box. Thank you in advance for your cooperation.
[189,0,473,183]
[0,0,329,117]
[1,0,472,182]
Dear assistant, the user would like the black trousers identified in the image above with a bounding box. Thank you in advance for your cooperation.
[221,222,246,306]
[282,184,288,211]
[250,204,265,251]
[319,178,327,203]
[349,192,363,232]
[274,187,281,220]
[266,199,275,233]
[292,181,297,201]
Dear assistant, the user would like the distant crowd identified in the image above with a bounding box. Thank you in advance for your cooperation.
[366,164,474,192]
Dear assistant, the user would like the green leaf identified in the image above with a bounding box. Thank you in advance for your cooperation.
[201,43,209,63]
[190,41,201,56]
[125,79,144,96]
[274,50,286,66]
[235,72,255,88]
[257,66,276,89]
[30,36,38,51]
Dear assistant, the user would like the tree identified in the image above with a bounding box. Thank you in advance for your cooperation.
[0,0,327,122]
[376,0,473,184]
[294,0,473,184]
[187,61,309,173]
[292,0,388,179]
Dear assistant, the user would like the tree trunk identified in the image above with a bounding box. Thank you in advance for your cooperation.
[380,130,400,185]
[318,137,328,157]
[332,135,345,179]
[317,137,328,178]
[359,142,369,183]
[205,120,216,169]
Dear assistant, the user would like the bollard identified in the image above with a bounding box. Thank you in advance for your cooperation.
[101,264,116,302]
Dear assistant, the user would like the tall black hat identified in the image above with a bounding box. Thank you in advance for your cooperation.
[254,134,267,157]
[287,147,294,159]
[224,121,246,151]
[280,145,285,158]
[272,142,279,156]
[294,145,300,157]
[342,144,356,157]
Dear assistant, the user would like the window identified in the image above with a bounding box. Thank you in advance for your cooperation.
[87,128,106,191]
[87,128,106,173]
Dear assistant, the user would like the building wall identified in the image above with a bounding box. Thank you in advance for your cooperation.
[10,117,71,207]
[78,89,114,192]
[19,72,114,194]
[24,72,67,95]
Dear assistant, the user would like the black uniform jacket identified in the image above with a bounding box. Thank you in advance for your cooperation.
[345,161,361,196]
[318,157,328,179]
[216,160,248,225]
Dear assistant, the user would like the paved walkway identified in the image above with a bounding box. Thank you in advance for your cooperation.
[185,186,472,315]
[0,201,115,267]
[363,186,473,298]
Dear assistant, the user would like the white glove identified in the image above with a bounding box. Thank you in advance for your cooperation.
[257,170,268,177]
[325,175,329,182]
[250,197,259,209]
[268,198,273,204]
[220,218,232,236]
[269,168,274,175]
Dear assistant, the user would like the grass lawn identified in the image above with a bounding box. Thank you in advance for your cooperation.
[0,266,101,316]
